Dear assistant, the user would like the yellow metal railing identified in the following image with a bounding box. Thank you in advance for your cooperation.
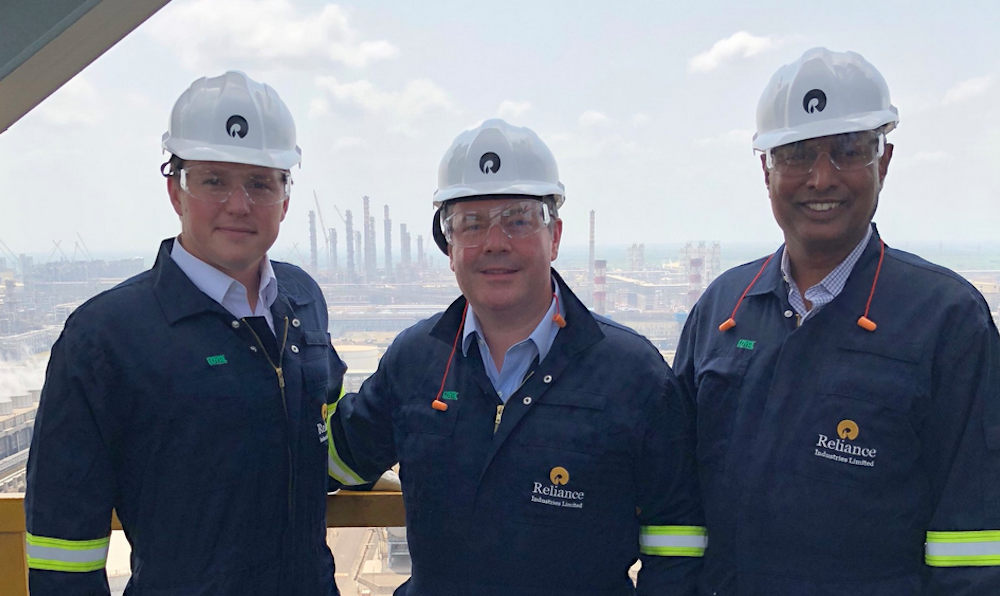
[0,491,405,596]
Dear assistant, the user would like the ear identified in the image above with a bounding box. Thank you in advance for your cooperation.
[760,153,771,188]
[280,197,290,222]
[167,177,184,217]
[878,143,893,189]
[549,218,563,262]
[448,245,456,272]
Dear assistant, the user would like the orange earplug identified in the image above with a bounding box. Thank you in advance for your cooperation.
[718,318,736,332]
[553,313,566,328]
[431,399,449,411]
[856,316,877,332]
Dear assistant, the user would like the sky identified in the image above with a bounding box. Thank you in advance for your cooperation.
[1,0,999,266]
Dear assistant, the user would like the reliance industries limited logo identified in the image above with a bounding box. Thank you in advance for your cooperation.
[803,89,827,114]
[814,419,877,468]
[226,114,249,139]
[479,152,501,174]
[531,466,584,509]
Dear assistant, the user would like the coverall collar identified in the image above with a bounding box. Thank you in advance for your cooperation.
[153,238,316,326]
[431,268,604,359]
[747,223,884,298]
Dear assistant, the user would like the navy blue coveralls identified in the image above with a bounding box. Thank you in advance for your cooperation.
[25,238,346,596]
[327,270,705,596]
[675,226,1000,595]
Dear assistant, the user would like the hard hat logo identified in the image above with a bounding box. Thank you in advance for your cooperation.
[479,152,501,174]
[803,89,827,114]
[226,115,249,139]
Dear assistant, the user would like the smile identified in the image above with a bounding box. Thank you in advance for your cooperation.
[803,202,843,212]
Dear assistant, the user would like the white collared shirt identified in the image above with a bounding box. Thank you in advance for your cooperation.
[461,282,562,403]
[170,236,278,334]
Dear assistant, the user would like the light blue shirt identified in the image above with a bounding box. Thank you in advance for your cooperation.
[781,225,872,323]
[170,236,278,334]
[461,282,562,403]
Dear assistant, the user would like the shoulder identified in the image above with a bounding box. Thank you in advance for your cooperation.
[882,247,993,319]
[68,269,156,322]
[591,312,667,366]
[272,260,321,295]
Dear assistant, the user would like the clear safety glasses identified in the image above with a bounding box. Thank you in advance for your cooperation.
[442,200,552,248]
[178,164,292,206]
[766,131,886,177]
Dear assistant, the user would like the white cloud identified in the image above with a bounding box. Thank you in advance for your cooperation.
[631,113,651,127]
[579,110,611,128]
[497,100,532,120]
[308,97,330,119]
[545,132,639,160]
[943,75,994,105]
[36,75,102,125]
[315,76,453,120]
[146,0,398,70]
[695,129,754,147]
[689,31,777,73]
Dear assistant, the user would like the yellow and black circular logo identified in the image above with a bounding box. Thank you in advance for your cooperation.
[321,403,329,422]
[550,467,569,485]
[837,419,859,440]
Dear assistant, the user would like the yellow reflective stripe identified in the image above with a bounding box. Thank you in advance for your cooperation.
[640,525,707,557]
[926,530,1000,567]
[326,403,366,486]
[26,533,109,572]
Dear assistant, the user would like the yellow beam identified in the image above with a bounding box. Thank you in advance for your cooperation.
[0,0,173,134]
[1,491,406,596]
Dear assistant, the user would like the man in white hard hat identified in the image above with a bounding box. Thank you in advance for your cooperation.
[325,119,705,595]
[25,71,347,595]
[674,47,1000,594]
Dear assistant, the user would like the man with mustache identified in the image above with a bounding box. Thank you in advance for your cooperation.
[326,119,704,595]
[674,47,1000,594]
[25,71,346,595]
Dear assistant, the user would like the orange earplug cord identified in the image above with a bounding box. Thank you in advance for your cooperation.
[433,292,566,411]
[719,239,886,333]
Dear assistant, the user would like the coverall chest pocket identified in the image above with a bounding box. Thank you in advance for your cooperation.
[790,342,920,488]
[513,391,609,528]
[300,329,332,396]
[398,402,460,514]
[695,354,750,472]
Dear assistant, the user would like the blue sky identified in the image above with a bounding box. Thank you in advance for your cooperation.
[1,0,998,265]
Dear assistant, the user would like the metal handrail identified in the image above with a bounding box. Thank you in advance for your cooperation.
[0,491,406,595]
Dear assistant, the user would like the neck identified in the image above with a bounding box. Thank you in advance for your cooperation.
[472,293,552,370]
[784,238,858,291]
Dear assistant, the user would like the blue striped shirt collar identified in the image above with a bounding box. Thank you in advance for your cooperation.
[461,280,562,362]
[781,225,873,321]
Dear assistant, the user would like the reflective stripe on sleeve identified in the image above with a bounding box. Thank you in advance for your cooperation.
[640,525,708,557]
[326,396,366,486]
[926,530,1000,567]
[26,533,110,572]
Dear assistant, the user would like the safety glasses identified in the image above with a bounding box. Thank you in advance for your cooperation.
[179,164,292,205]
[766,131,885,177]
[441,200,552,248]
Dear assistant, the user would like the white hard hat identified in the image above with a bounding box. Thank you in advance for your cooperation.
[753,48,898,151]
[433,118,565,208]
[162,71,302,169]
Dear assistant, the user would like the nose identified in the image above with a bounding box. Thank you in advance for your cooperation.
[225,185,253,214]
[480,221,511,253]
[806,152,839,192]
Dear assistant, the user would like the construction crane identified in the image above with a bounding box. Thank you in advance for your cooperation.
[76,232,94,261]
[313,191,331,273]
[47,240,70,263]
[0,237,21,274]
